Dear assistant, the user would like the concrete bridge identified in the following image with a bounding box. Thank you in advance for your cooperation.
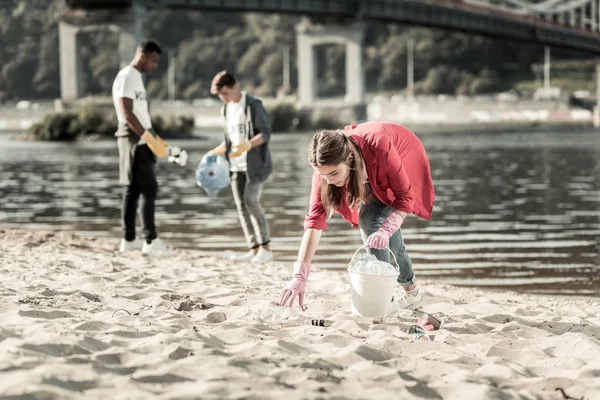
[57,0,600,114]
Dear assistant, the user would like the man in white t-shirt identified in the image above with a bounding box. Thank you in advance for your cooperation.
[112,40,174,256]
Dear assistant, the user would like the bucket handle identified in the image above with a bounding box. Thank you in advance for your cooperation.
[351,244,399,272]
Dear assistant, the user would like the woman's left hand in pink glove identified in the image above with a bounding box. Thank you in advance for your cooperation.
[365,212,404,250]
[279,261,311,311]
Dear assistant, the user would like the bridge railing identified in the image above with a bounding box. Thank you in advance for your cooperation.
[458,0,600,32]
[57,0,600,34]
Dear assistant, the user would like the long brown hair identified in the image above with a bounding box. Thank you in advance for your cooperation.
[308,130,368,214]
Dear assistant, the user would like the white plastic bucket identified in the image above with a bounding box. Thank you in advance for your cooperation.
[348,245,399,318]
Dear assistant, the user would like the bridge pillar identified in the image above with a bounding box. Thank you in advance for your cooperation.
[296,20,365,107]
[59,21,84,101]
[59,2,146,101]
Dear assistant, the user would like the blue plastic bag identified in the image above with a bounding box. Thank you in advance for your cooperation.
[195,153,230,197]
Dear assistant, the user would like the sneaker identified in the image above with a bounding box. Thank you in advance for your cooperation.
[231,250,257,262]
[120,238,142,253]
[142,238,176,256]
[386,299,399,317]
[397,288,422,310]
[251,248,273,264]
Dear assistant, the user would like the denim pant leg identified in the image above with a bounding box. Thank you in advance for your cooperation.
[244,179,270,247]
[133,144,158,243]
[231,173,258,248]
[231,173,271,249]
[358,197,415,287]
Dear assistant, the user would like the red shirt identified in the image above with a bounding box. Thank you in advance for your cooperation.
[304,121,435,230]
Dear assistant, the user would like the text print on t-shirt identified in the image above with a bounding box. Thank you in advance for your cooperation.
[231,123,245,137]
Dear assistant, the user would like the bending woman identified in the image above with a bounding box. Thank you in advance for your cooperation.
[279,121,435,310]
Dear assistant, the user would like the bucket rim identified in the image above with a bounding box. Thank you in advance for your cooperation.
[347,267,398,276]
[348,244,399,274]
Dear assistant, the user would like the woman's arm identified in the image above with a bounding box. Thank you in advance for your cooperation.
[392,209,408,220]
[304,170,329,230]
[297,228,322,263]
[279,228,322,310]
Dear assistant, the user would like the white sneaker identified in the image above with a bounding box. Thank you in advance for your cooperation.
[142,238,176,256]
[251,248,273,264]
[231,250,257,262]
[120,238,142,252]
[397,288,422,310]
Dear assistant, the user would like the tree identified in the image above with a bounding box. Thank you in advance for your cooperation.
[0,0,594,102]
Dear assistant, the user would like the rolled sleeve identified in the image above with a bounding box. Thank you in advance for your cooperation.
[303,170,328,231]
[251,100,272,143]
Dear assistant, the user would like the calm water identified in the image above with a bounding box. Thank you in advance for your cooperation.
[1,129,599,297]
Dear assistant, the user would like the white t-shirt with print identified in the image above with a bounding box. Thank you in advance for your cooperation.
[226,92,248,172]
[112,65,152,130]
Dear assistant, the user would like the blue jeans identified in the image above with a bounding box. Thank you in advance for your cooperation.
[231,172,270,249]
[359,196,415,287]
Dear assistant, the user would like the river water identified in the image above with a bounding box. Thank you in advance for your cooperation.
[1,128,599,297]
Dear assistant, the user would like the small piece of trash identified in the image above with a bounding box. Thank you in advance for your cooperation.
[417,313,443,331]
[111,309,131,318]
[407,313,443,341]
[407,325,431,341]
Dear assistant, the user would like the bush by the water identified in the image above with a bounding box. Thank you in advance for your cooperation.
[27,111,80,141]
[265,102,342,132]
[151,115,195,139]
[311,110,342,130]
[266,102,298,132]
[26,105,194,141]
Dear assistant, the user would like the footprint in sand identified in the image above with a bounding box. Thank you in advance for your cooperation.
[160,294,217,311]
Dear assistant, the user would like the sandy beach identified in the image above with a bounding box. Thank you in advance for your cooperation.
[1,228,599,399]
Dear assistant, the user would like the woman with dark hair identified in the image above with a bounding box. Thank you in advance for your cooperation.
[279,121,435,311]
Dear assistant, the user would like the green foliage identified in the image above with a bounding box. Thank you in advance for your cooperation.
[266,102,298,132]
[151,115,195,138]
[28,112,79,141]
[26,104,193,141]
[72,104,115,136]
[315,44,346,97]
[0,1,595,102]
[266,103,346,132]
[311,111,341,131]
[27,104,117,141]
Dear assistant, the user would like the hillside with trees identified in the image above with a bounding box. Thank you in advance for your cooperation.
[0,0,594,103]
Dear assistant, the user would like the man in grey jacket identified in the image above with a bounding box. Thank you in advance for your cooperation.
[209,71,273,263]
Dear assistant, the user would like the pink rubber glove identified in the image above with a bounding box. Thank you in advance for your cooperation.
[417,316,436,331]
[365,212,404,250]
[279,261,311,310]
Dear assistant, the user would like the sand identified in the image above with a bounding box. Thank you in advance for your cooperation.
[1,228,599,399]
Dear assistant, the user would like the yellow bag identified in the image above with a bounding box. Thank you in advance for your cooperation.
[142,130,169,158]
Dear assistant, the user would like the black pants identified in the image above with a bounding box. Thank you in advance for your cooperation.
[121,142,158,243]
